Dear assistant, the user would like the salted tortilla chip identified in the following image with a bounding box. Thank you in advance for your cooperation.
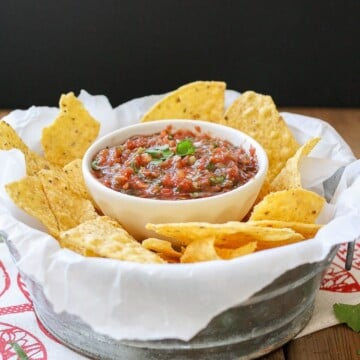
[270,137,320,192]
[249,188,325,223]
[181,238,258,263]
[0,121,28,153]
[181,238,220,263]
[63,159,92,201]
[147,222,240,245]
[146,221,304,246]
[0,121,53,175]
[141,81,226,123]
[246,236,304,250]
[5,176,59,237]
[216,242,257,260]
[37,168,98,232]
[217,230,305,250]
[142,238,182,260]
[223,91,299,184]
[215,226,304,249]
[60,216,165,264]
[248,220,322,239]
[41,92,100,166]
[33,154,57,171]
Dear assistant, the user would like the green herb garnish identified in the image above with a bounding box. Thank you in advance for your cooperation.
[333,303,360,332]
[91,160,101,170]
[130,161,140,173]
[176,139,195,157]
[210,175,225,185]
[206,162,215,171]
[149,159,163,165]
[10,342,29,360]
[145,146,174,162]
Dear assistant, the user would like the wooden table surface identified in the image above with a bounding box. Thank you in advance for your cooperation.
[1,108,359,359]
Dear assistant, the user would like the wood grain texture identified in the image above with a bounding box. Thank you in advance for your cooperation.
[285,324,360,360]
[261,348,286,360]
[0,109,10,119]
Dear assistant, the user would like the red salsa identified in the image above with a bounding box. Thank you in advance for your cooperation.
[91,126,258,200]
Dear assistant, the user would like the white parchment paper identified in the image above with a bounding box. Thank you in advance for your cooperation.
[0,90,359,341]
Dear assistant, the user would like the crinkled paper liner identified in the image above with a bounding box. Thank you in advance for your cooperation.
[0,90,359,341]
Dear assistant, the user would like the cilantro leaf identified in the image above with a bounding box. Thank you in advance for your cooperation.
[149,159,163,165]
[333,303,360,332]
[10,342,29,360]
[145,146,173,162]
[130,161,140,173]
[210,175,225,185]
[91,160,101,170]
[176,139,195,157]
[206,162,215,171]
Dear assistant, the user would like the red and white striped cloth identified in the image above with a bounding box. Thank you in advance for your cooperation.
[0,242,359,359]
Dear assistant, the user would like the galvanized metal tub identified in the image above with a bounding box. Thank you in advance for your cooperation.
[3,233,338,360]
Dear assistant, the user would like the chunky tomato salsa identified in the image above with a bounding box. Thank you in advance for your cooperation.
[91,126,259,200]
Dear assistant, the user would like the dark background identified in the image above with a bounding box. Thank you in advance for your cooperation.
[1,1,359,109]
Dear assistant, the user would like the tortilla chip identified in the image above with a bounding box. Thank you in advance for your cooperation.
[37,168,98,232]
[147,222,237,245]
[218,230,305,250]
[215,225,304,249]
[249,188,325,223]
[181,238,221,263]
[41,92,100,166]
[181,238,259,263]
[59,216,165,264]
[33,154,57,171]
[215,242,257,260]
[142,238,182,260]
[63,159,92,201]
[270,137,320,192]
[0,121,53,175]
[141,81,226,123]
[157,255,181,263]
[5,176,59,237]
[223,91,299,184]
[248,220,322,239]
[0,121,28,152]
[146,221,304,246]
